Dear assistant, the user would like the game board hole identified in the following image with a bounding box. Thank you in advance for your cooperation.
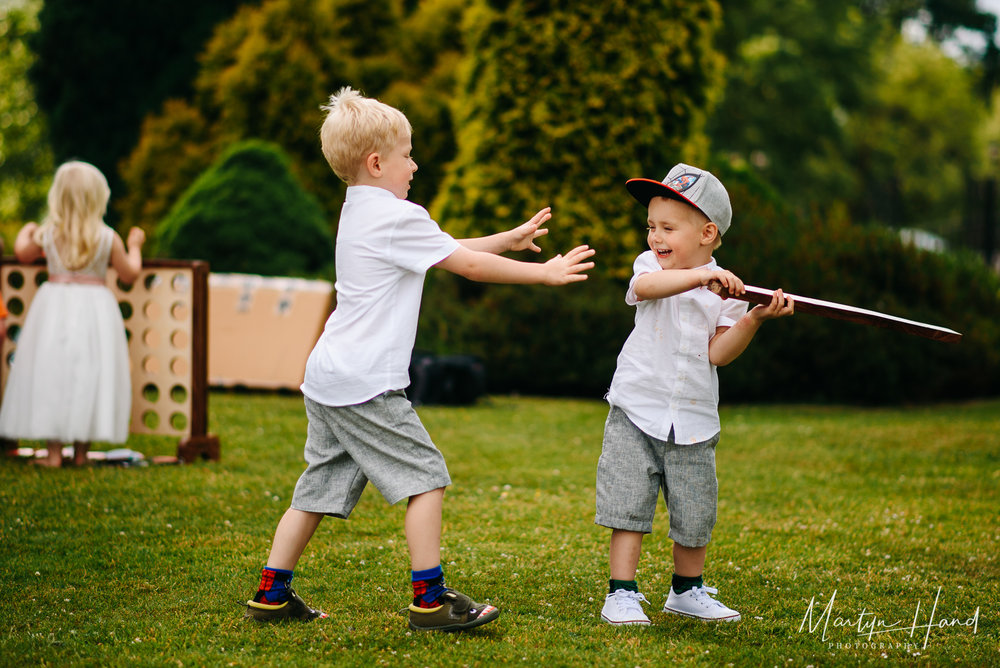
[144,301,162,320]
[171,385,188,403]
[119,301,133,320]
[170,301,189,321]
[142,355,160,374]
[143,328,160,348]
[170,413,187,430]
[170,329,189,349]
[142,411,160,429]
[6,271,24,289]
[142,383,160,402]
[172,273,190,294]
[170,357,189,376]
[6,297,23,316]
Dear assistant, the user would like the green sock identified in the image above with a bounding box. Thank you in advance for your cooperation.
[609,579,638,594]
[671,573,703,594]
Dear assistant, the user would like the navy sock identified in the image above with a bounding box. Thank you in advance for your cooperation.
[254,567,294,604]
[609,579,639,594]
[672,573,703,595]
[412,565,447,608]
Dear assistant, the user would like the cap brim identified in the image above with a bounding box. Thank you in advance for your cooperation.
[625,178,697,210]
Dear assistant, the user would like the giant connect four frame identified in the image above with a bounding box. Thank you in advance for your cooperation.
[0,258,220,462]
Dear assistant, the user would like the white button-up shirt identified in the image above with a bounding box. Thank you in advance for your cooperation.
[607,251,747,444]
[302,186,460,406]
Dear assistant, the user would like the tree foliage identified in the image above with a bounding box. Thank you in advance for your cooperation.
[27,0,251,222]
[710,0,1000,254]
[708,1,885,212]
[0,0,53,244]
[431,0,724,278]
[157,140,333,277]
[118,0,464,235]
[848,38,985,239]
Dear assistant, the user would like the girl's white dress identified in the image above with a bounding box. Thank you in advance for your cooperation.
[0,225,131,443]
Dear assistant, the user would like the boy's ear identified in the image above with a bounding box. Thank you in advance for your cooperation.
[701,222,719,246]
[364,151,381,177]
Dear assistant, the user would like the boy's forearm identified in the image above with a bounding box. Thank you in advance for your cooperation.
[437,246,544,284]
[457,232,510,255]
[708,315,763,366]
[633,269,707,301]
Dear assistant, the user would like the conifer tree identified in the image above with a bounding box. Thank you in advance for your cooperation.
[431,0,724,277]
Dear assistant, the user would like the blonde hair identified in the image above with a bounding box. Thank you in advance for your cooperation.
[35,161,110,270]
[319,87,412,184]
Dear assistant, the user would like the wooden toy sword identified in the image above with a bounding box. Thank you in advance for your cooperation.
[707,281,962,343]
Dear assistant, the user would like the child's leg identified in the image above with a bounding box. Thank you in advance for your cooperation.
[673,543,707,578]
[609,529,644,580]
[245,508,327,621]
[73,441,89,467]
[405,486,499,631]
[44,440,63,467]
[405,488,444,570]
[266,508,325,570]
[601,529,651,625]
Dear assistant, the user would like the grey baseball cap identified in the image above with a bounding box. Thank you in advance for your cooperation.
[625,163,732,235]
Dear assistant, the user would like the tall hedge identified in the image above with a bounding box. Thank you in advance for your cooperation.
[419,164,1000,404]
[119,0,463,234]
[716,163,1000,404]
[157,140,333,277]
[431,0,724,278]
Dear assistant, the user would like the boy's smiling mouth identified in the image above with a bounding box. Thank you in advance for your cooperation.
[655,249,672,257]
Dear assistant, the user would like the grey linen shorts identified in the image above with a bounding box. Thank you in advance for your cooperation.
[290,392,452,518]
[595,406,719,546]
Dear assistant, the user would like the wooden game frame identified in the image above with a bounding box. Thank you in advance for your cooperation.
[1,258,220,462]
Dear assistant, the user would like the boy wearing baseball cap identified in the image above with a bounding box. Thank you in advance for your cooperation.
[595,163,793,625]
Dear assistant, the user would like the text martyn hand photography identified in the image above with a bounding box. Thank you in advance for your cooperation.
[798,587,979,649]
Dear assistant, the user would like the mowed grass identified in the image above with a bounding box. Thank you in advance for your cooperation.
[0,393,996,667]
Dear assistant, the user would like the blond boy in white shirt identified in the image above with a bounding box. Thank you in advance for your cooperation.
[245,87,595,631]
[597,163,793,625]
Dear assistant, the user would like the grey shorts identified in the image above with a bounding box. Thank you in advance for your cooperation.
[290,392,452,518]
[595,406,719,546]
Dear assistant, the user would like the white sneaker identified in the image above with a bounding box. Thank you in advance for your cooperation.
[663,585,741,622]
[601,589,651,626]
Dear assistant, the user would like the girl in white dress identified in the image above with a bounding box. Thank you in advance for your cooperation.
[0,161,145,466]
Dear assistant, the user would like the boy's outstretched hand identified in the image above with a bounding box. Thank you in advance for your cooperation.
[543,245,596,285]
[507,207,552,253]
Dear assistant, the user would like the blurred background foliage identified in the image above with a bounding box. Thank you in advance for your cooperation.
[156,140,334,276]
[2,0,1000,402]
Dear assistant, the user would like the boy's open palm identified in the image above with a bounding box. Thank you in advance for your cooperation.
[543,245,596,285]
[508,208,552,253]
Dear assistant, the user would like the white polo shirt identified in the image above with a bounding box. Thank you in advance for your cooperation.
[607,251,748,444]
[301,185,460,406]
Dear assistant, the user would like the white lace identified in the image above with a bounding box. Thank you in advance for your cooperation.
[612,589,649,616]
[689,585,728,610]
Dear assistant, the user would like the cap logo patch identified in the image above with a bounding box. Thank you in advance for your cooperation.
[666,173,699,193]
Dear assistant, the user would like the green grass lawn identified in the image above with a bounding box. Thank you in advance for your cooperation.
[1,393,996,667]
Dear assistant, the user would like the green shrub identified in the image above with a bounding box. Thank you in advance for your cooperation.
[419,163,1000,404]
[431,0,723,279]
[418,272,633,397]
[156,140,334,277]
[699,162,1000,404]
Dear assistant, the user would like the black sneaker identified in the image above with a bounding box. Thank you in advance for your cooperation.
[408,588,499,632]
[244,588,328,622]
